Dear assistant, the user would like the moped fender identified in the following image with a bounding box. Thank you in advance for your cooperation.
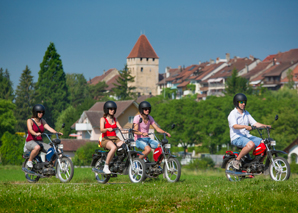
[221,155,235,169]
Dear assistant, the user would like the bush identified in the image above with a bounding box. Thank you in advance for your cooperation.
[0,132,24,165]
[73,142,99,166]
[290,163,298,174]
[185,157,215,170]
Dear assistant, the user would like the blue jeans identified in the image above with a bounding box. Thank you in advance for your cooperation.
[231,136,262,148]
[135,137,159,150]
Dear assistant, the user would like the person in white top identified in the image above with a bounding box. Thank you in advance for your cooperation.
[228,93,270,170]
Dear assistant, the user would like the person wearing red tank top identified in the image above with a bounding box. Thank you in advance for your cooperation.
[100,101,127,174]
[25,104,63,168]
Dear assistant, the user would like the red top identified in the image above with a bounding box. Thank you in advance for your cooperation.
[26,119,44,142]
[102,117,117,137]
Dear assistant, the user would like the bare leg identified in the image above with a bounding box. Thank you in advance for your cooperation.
[105,141,117,165]
[139,146,151,159]
[115,141,124,148]
[29,145,41,161]
[236,141,255,161]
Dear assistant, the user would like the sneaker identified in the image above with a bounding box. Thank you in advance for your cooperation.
[232,159,241,170]
[27,161,33,168]
[103,166,111,174]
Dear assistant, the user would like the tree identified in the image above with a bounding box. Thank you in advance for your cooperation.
[88,81,108,101]
[225,68,252,95]
[0,132,24,165]
[0,68,14,101]
[35,42,70,128]
[55,105,77,138]
[66,73,90,107]
[14,66,36,132]
[113,64,136,100]
[285,69,294,89]
[0,99,16,145]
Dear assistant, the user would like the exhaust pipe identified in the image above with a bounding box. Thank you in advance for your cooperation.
[225,170,253,176]
[92,168,104,174]
[22,167,42,177]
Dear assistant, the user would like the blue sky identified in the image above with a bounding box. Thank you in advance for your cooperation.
[1,0,298,90]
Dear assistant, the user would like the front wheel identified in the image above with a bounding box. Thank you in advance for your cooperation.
[225,159,243,182]
[22,159,40,183]
[269,157,291,181]
[92,158,110,184]
[56,157,74,183]
[128,158,146,183]
[164,157,181,182]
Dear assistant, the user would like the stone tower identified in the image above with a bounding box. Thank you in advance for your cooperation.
[127,35,159,96]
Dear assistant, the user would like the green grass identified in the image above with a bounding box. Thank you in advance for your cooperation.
[0,166,298,212]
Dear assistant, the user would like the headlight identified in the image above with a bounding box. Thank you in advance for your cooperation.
[130,142,136,147]
[270,141,276,146]
[58,144,64,149]
[165,144,171,149]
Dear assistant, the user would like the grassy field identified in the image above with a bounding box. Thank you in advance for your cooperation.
[0,166,298,212]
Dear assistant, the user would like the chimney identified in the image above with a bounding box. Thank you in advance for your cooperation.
[226,53,230,62]
[178,66,182,72]
[249,55,254,61]
[216,57,220,64]
[210,59,214,64]
[199,61,201,65]
[165,66,171,78]
[103,70,106,75]
[245,64,249,73]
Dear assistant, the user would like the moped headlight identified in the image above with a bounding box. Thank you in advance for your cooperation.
[270,141,276,146]
[130,142,136,147]
[58,144,64,149]
[165,144,171,149]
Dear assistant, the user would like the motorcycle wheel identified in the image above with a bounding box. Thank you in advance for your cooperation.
[56,157,74,183]
[164,157,181,183]
[128,158,146,183]
[269,157,291,181]
[22,159,40,183]
[93,158,110,184]
[225,159,244,182]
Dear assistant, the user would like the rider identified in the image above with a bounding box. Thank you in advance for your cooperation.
[25,104,63,168]
[228,93,270,170]
[133,101,171,160]
[100,101,126,174]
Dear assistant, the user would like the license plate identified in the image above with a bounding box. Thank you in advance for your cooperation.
[130,142,136,147]
[165,144,171,149]
[271,141,276,146]
[58,144,64,149]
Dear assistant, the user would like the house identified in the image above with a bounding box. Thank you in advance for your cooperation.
[284,138,298,164]
[61,139,98,158]
[280,63,298,89]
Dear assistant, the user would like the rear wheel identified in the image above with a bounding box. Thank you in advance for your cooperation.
[269,157,290,181]
[128,158,146,183]
[56,157,74,183]
[22,159,40,183]
[225,159,244,181]
[164,157,181,182]
[93,158,110,184]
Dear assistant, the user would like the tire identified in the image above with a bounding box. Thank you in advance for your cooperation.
[225,159,244,182]
[269,157,291,181]
[56,157,74,183]
[92,158,110,184]
[164,157,181,183]
[22,159,40,183]
[128,158,146,183]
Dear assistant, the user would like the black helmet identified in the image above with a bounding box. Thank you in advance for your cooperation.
[139,101,151,114]
[233,93,247,108]
[32,104,45,118]
[103,101,117,114]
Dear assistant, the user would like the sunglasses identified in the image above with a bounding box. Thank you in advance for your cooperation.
[109,108,116,111]
[238,101,246,104]
[143,108,150,111]
[37,111,44,114]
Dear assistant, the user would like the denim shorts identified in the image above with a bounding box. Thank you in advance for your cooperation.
[135,137,159,150]
[231,136,262,148]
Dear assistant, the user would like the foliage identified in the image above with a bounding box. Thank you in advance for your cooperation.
[0,99,16,144]
[66,73,90,107]
[285,69,294,89]
[55,105,77,138]
[0,68,14,101]
[113,64,136,100]
[35,42,70,128]
[160,87,177,99]
[88,81,108,101]
[184,157,215,170]
[225,68,252,95]
[290,163,298,174]
[72,142,98,166]
[186,84,196,92]
[0,132,24,165]
[14,66,36,132]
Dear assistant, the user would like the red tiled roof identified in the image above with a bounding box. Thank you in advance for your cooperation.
[61,139,98,152]
[263,54,277,62]
[127,35,159,59]
[177,81,190,88]
[250,65,278,82]
[275,48,298,63]
[88,68,116,85]
[281,64,298,83]
[106,75,120,91]
[242,61,272,79]
[263,62,297,77]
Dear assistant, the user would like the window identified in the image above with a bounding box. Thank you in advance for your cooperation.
[128,116,134,123]
[153,58,155,61]
[141,67,143,72]
[146,58,149,61]
[140,58,143,61]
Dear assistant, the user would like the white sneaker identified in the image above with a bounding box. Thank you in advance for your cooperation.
[27,161,33,168]
[103,166,111,174]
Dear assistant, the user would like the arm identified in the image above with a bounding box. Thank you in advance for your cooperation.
[152,123,171,137]
[100,117,113,133]
[116,120,128,134]
[27,119,40,136]
[232,124,252,131]
[133,122,145,136]
[253,122,271,128]
[43,120,63,135]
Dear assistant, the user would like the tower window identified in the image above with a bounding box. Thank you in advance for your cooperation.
[140,58,142,61]
[153,58,155,61]
[141,67,143,72]
[146,58,149,61]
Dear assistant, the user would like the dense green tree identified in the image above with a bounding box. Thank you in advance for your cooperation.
[0,68,14,101]
[0,132,24,165]
[113,64,136,100]
[14,66,36,132]
[0,99,16,144]
[66,73,90,107]
[225,68,252,95]
[35,42,69,128]
[73,142,98,166]
[88,81,108,101]
[55,105,77,138]
[160,88,177,99]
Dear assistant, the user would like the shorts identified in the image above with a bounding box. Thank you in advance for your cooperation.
[101,136,121,149]
[25,140,51,153]
[135,137,159,150]
[231,136,262,148]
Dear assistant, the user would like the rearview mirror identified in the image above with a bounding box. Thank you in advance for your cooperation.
[171,124,176,129]
[62,123,65,128]
[275,115,278,121]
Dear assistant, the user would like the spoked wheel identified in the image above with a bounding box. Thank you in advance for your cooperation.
[22,159,40,183]
[93,158,110,184]
[225,159,244,182]
[128,158,146,183]
[56,157,74,183]
[269,157,291,181]
[164,157,181,182]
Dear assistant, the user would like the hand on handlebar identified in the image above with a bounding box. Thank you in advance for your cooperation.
[142,132,148,137]
[107,128,113,132]
[36,132,42,137]
[245,126,253,131]
[165,132,171,137]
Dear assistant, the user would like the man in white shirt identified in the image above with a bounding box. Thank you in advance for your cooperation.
[228,93,270,170]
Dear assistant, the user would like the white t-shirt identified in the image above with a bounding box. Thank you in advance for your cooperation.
[228,108,257,141]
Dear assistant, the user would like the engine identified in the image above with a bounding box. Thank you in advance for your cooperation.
[149,165,163,176]
[245,162,264,173]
